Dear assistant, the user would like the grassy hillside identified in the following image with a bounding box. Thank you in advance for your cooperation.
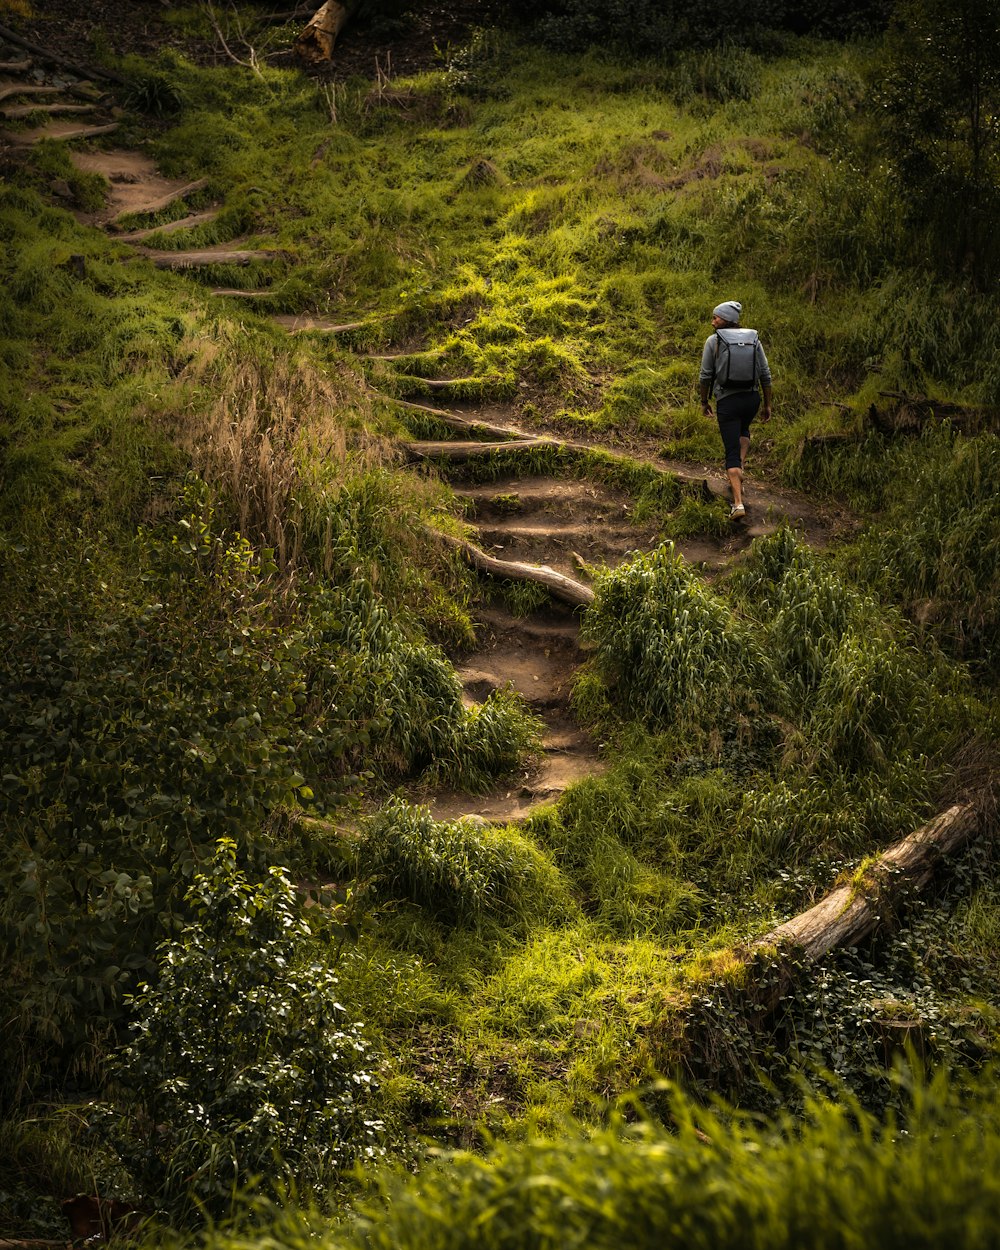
[1,8,999,1238]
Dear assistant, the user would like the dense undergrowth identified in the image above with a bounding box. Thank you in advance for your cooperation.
[2,1,1000,1239]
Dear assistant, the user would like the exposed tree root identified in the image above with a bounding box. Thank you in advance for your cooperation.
[428,528,595,607]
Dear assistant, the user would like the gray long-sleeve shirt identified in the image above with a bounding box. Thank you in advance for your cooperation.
[699,331,772,401]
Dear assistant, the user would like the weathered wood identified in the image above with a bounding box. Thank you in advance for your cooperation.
[295,0,362,63]
[406,438,551,462]
[138,246,276,270]
[210,288,274,298]
[0,82,62,102]
[431,529,595,608]
[0,101,96,118]
[0,22,124,83]
[756,801,980,965]
[403,430,724,501]
[107,176,211,225]
[406,376,484,391]
[116,209,221,242]
[0,57,31,72]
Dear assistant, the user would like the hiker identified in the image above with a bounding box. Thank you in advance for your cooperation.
[699,300,772,519]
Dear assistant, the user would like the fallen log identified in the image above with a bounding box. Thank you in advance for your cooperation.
[756,801,980,965]
[3,119,118,144]
[116,208,221,242]
[138,246,276,270]
[295,0,362,64]
[405,438,551,462]
[405,431,724,501]
[271,313,367,333]
[430,529,595,608]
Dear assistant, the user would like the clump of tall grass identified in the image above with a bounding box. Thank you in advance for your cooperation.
[356,798,572,927]
[578,542,773,731]
[247,1068,1000,1250]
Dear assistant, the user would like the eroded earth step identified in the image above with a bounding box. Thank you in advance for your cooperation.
[0,101,96,118]
[116,208,222,241]
[4,118,117,143]
[420,601,604,824]
[68,151,209,226]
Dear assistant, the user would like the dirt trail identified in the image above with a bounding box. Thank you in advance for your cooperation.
[1,42,846,826]
[401,406,839,823]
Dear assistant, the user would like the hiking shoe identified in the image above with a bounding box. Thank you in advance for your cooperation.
[730,503,746,519]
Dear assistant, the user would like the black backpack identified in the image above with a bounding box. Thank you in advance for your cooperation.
[713,327,759,390]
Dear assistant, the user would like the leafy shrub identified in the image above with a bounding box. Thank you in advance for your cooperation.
[105,839,380,1220]
[357,799,571,927]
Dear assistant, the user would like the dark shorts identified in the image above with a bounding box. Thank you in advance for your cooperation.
[716,391,761,470]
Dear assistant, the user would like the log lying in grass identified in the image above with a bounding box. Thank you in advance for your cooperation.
[271,313,367,333]
[138,246,277,270]
[3,119,118,144]
[430,529,595,608]
[0,83,62,101]
[0,100,96,118]
[755,802,981,966]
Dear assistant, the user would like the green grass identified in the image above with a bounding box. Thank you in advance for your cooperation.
[2,17,1000,1231]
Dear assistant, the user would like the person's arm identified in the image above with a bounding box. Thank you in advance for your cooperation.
[699,337,716,414]
[756,339,772,419]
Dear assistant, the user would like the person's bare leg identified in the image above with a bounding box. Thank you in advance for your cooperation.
[740,435,750,469]
[727,466,743,508]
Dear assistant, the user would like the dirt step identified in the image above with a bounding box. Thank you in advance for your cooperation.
[0,81,62,101]
[420,744,606,825]
[3,118,117,143]
[271,313,367,333]
[475,603,583,644]
[455,476,636,524]
[0,100,96,118]
[116,208,221,241]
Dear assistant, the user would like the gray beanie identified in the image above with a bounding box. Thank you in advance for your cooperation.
[713,300,742,325]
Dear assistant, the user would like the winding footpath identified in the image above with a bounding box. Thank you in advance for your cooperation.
[3,47,838,829]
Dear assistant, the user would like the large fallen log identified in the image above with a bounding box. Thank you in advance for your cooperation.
[430,529,595,608]
[295,0,362,64]
[756,801,980,965]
